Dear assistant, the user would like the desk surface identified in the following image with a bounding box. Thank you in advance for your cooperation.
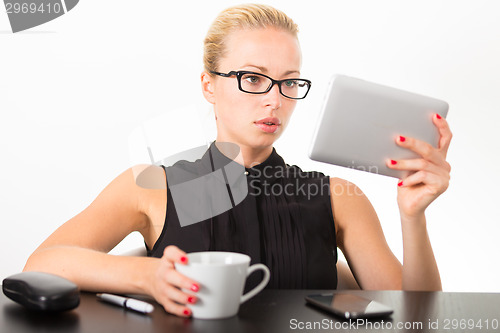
[2,289,500,333]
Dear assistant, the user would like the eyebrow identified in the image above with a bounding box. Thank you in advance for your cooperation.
[240,64,301,77]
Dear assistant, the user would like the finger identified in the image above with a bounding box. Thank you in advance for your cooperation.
[398,170,427,188]
[159,282,197,306]
[166,269,201,293]
[396,135,446,168]
[163,245,188,265]
[398,169,449,194]
[387,158,446,174]
[433,113,453,157]
[158,297,193,317]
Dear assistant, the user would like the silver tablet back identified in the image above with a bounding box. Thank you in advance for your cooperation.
[309,75,448,178]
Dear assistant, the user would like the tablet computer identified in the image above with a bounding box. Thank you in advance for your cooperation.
[308,75,448,178]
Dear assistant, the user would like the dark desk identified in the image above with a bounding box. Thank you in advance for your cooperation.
[1,289,499,333]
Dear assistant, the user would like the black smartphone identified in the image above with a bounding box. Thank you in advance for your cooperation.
[305,293,393,319]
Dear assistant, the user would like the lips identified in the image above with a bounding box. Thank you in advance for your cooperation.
[254,117,281,134]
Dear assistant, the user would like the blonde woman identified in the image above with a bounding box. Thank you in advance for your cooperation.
[24,4,452,317]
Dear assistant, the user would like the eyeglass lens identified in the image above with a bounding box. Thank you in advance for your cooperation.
[239,73,309,99]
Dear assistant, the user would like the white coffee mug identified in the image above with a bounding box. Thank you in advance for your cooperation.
[175,251,270,319]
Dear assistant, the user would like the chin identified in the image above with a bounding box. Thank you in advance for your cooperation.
[219,127,282,149]
[250,133,281,148]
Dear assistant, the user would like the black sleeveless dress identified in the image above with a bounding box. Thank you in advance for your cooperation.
[146,143,338,290]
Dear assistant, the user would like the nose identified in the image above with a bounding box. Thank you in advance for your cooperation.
[263,83,282,110]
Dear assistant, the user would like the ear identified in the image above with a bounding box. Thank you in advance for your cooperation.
[201,71,216,105]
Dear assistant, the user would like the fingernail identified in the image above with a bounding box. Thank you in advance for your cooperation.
[399,136,406,142]
[180,256,187,263]
[398,181,403,187]
[191,284,199,292]
[187,296,196,304]
[436,113,442,120]
[183,309,191,316]
[390,160,397,165]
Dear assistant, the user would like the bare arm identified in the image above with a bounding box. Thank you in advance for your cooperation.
[335,114,451,291]
[23,165,199,316]
[400,214,441,290]
[23,165,159,292]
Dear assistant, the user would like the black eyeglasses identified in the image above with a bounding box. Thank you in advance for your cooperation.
[210,70,312,100]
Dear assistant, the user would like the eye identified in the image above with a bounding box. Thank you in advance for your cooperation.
[284,80,297,88]
[244,75,261,84]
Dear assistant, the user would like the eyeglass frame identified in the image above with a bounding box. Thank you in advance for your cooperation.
[209,70,312,100]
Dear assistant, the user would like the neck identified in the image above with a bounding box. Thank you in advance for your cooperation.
[215,141,273,168]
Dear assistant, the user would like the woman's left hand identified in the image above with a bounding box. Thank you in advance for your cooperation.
[387,114,452,219]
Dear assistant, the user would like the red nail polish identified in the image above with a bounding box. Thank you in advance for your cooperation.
[191,284,199,292]
[399,136,406,142]
[180,256,187,263]
[183,309,191,316]
[188,296,195,304]
[436,113,442,120]
[390,160,397,165]
[398,181,403,187]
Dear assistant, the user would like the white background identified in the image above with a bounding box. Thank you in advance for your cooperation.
[1,0,499,292]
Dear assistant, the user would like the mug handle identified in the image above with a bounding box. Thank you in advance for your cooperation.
[240,264,270,304]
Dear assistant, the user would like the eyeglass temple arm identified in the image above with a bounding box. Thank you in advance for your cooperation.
[210,71,237,77]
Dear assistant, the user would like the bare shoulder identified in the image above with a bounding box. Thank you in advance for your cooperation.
[131,164,167,190]
[329,177,362,195]
[88,163,168,231]
[329,177,369,212]
[100,164,166,208]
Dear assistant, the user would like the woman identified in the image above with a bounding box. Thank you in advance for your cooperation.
[24,4,452,317]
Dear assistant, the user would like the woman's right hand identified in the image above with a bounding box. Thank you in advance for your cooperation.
[148,245,199,317]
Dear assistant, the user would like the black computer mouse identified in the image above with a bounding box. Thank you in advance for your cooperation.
[2,271,80,311]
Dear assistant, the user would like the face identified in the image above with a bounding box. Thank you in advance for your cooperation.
[202,27,302,152]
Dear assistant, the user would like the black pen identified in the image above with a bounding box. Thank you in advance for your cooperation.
[97,293,154,314]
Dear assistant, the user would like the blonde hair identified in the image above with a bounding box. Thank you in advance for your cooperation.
[203,3,299,73]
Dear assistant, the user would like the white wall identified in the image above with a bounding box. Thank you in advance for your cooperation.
[1,0,499,292]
